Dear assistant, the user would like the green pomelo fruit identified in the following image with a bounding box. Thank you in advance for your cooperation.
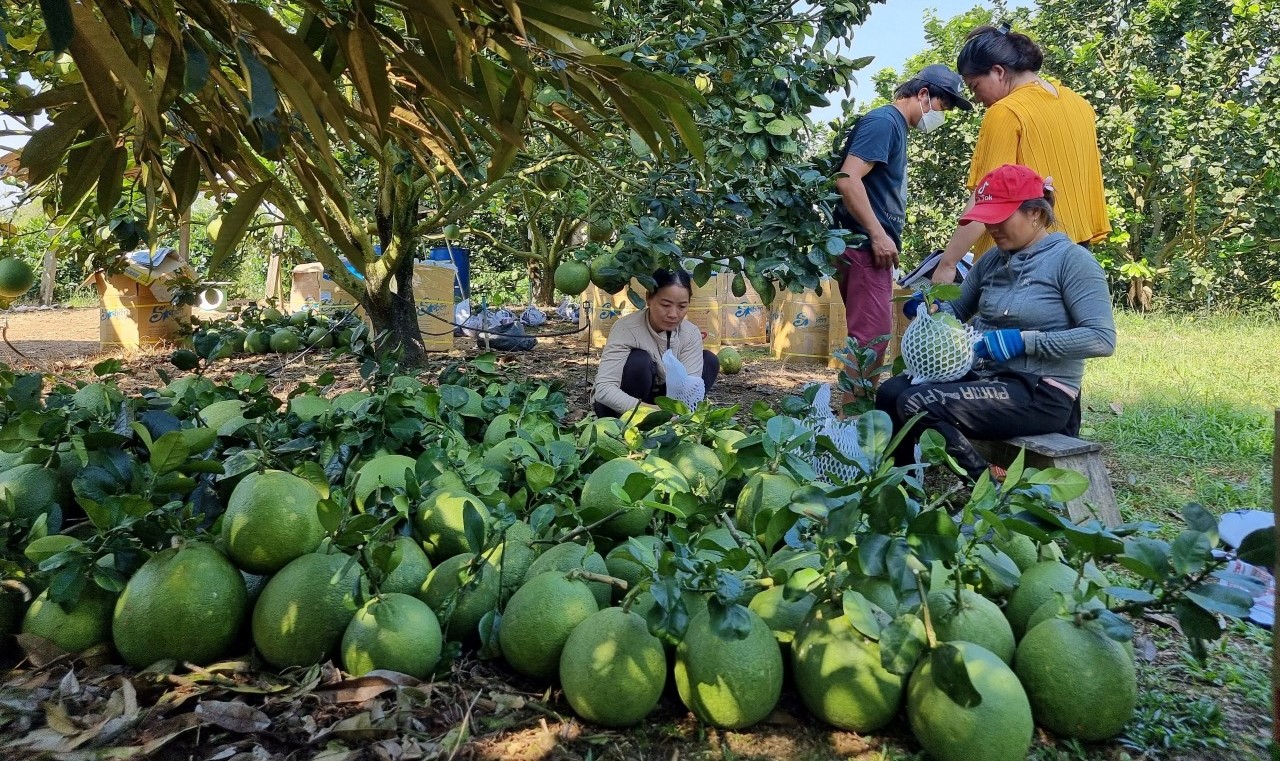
[709,429,747,471]
[675,608,783,730]
[483,521,539,595]
[589,253,628,294]
[288,395,331,422]
[907,641,1034,761]
[733,471,799,541]
[578,418,629,462]
[578,458,654,539]
[243,330,270,354]
[747,585,815,647]
[341,593,442,678]
[482,437,539,485]
[717,347,743,375]
[1005,561,1080,638]
[560,607,666,727]
[352,454,418,510]
[288,311,311,328]
[112,545,248,668]
[0,257,36,298]
[499,571,599,681]
[483,413,556,447]
[791,604,903,732]
[22,585,116,653]
[1014,617,1137,741]
[1025,598,1135,662]
[380,536,434,597]
[587,219,615,243]
[604,536,663,601]
[991,532,1039,572]
[252,552,365,669]
[417,553,500,640]
[927,588,1016,665]
[665,442,724,505]
[524,543,610,608]
[221,470,326,574]
[414,489,491,562]
[260,306,285,323]
[0,464,59,521]
[269,330,301,353]
[553,260,592,296]
[305,326,334,349]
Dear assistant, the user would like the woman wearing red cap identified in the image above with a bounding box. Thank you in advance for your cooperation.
[875,164,1116,482]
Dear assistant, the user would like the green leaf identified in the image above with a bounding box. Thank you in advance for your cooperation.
[18,102,95,185]
[1181,503,1218,542]
[317,498,342,533]
[706,599,752,641]
[148,431,191,475]
[293,461,331,500]
[207,180,271,275]
[525,461,556,494]
[346,17,392,137]
[1173,599,1224,640]
[183,34,211,94]
[238,42,278,122]
[1184,583,1254,619]
[784,568,821,602]
[1117,537,1170,581]
[1027,468,1090,502]
[879,614,927,675]
[841,590,882,640]
[169,146,203,214]
[1059,522,1125,557]
[1171,530,1212,576]
[929,643,982,708]
[463,503,486,557]
[1235,528,1275,567]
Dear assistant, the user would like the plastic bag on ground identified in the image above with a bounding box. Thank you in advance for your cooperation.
[660,349,706,408]
[554,296,579,323]
[462,307,514,338]
[482,321,537,352]
[520,304,546,327]
[454,299,472,336]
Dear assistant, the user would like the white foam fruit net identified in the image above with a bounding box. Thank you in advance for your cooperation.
[661,349,706,408]
[900,312,978,384]
[801,384,865,483]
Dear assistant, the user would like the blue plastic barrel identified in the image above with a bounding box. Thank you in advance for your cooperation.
[428,246,470,299]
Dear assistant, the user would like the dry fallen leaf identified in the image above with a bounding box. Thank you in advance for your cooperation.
[194,700,271,734]
[1109,401,1123,415]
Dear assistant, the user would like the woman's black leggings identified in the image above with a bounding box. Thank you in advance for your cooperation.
[874,371,1076,479]
[593,349,720,418]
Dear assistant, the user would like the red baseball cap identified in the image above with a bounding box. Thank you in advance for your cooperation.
[959,164,1049,225]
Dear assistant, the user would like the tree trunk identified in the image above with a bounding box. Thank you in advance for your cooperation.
[362,254,426,367]
[532,258,554,305]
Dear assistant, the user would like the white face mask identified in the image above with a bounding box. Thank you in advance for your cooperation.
[915,95,946,133]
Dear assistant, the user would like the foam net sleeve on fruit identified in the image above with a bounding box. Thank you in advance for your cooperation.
[900,315,978,384]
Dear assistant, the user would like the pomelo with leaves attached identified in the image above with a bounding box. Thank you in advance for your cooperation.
[587,219,615,243]
[351,454,417,510]
[22,585,117,653]
[523,542,611,608]
[417,552,500,640]
[1014,617,1137,741]
[341,593,442,678]
[415,489,491,562]
[1004,561,1080,638]
[553,260,592,296]
[499,571,599,681]
[269,329,300,353]
[675,607,783,729]
[578,458,654,539]
[907,641,1034,761]
[927,588,1015,665]
[791,603,903,732]
[535,167,570,191]
[589,253,628,294]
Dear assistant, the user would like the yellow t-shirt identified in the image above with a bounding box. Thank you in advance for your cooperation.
[967,80,1111,256]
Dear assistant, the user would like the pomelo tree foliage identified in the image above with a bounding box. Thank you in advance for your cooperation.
[870,0,1280,310]
[5,0,703,363]
[459,0,881,305]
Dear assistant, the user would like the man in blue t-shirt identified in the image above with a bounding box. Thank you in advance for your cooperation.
[834,64,970,392]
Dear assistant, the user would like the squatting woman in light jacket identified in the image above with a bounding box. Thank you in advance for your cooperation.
[591,268,719,418]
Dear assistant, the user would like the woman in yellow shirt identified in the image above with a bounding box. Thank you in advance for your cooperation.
[932,24,1110,283]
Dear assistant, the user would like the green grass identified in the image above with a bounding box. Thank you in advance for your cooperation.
[1081,311,1278,526]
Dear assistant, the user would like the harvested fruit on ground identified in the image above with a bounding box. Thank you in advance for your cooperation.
[221,470,326,575]
[560,607,666,727]
[112,544,248,668]
[341,593,443,678]
[499,571,598,681]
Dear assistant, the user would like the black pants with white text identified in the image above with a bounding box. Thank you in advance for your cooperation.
[874,371,1075,479]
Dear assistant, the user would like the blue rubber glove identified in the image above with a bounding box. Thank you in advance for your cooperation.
[903,291,931,319]
[973,329,1026,362]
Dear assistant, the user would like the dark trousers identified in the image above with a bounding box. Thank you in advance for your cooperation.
[593,349,720,418]
[874,371,1076,478]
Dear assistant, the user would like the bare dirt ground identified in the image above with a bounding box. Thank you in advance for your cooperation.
[0,306,838,415]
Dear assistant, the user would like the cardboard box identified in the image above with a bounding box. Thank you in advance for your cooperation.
[95,248,194,349]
